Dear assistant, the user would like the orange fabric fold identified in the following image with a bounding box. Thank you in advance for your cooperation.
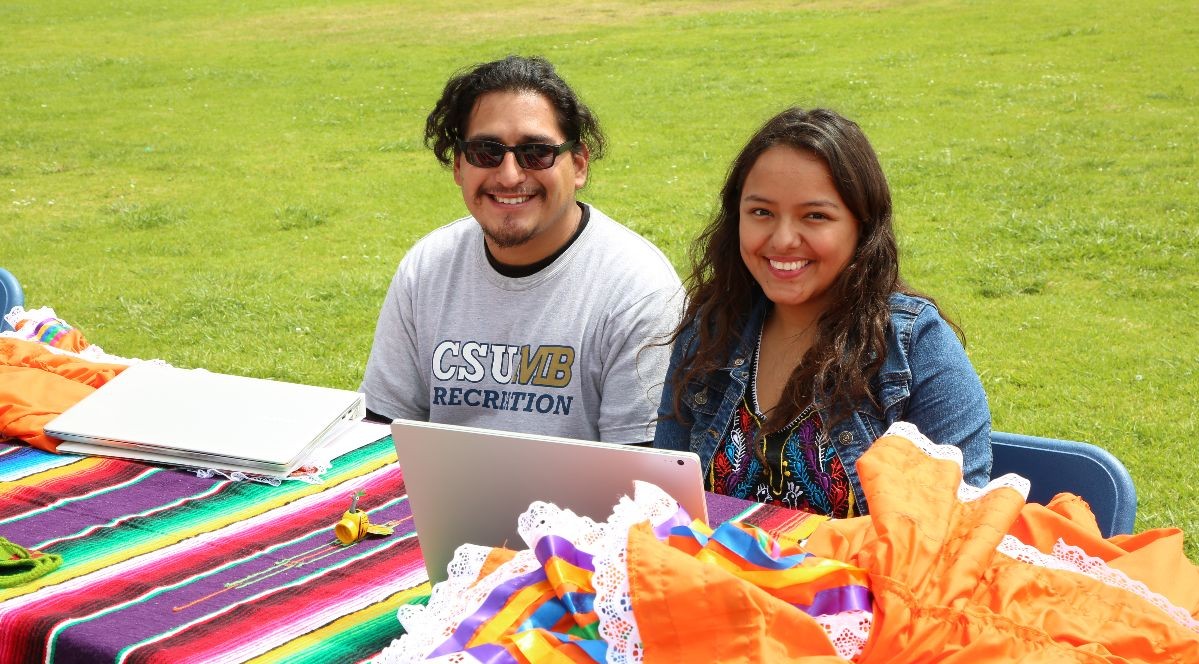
[0,338,127,452]
[627,522,846,663]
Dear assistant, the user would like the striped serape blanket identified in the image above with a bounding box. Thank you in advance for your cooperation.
[0,436,427,663]
[0,436,823,663]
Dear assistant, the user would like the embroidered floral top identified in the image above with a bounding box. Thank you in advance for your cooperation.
[707,338,854,517]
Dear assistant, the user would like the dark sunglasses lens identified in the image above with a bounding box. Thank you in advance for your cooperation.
[515,145,556,170]
[470,143,506,168]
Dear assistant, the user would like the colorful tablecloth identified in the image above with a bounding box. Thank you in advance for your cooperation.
[0,436,425,663]
[0,437,818,663]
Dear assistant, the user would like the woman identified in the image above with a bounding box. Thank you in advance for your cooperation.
[654,107,991,516]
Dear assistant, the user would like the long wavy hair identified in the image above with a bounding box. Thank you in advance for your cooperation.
[668,107,952,436]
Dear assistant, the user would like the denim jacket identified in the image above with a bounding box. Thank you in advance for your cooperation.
[653,292,992,513]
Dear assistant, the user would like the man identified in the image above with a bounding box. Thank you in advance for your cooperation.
[361,55,681,444]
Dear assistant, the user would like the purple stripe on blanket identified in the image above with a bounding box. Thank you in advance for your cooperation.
[704,491,758,525]
[50,498,416,658]
[1,469,224,545]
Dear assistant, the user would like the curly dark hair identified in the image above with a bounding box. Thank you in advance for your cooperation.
[424,55,606,166]
[668,107,954,437]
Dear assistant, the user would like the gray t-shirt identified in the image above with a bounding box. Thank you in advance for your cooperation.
[361,205,682,443]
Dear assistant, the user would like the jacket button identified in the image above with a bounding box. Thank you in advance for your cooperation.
[693,389,708,405]
[839,431,853,444]
[733,357,745,366]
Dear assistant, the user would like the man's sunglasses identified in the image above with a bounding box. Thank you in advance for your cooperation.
[456,139,577,170]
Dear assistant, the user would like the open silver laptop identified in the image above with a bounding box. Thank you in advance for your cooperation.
[390,419,707,585]
[45,363,364,477]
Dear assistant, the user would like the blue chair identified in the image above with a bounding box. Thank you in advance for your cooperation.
[990,431,1137,538]
[0,267,23,333]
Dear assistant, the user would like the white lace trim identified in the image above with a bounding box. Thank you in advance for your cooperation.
[591,481,687,664]
[814,609,873,661]
[518,503,610,555]
[1,306,169,366]
[961,473,1031,502]
[881,422,1030,501]
[997,535,1199,634]
[885,421,960,463]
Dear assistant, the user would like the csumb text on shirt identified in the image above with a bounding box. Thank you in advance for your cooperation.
[431,339,577,416]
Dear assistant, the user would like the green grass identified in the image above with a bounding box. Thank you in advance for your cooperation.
[3,0,1196,558]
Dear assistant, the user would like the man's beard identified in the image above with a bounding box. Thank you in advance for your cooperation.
[481,218,537,249]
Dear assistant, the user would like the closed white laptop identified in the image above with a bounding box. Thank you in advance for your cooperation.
[46,363,364,477]
[390,418,707,584]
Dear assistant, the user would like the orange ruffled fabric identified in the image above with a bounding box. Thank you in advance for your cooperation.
[629,432,1199,663]
[0,337,127,452]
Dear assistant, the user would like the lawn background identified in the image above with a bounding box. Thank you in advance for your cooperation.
[3,1,1196,558]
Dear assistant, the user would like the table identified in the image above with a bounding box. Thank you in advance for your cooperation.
[0,437,821,663]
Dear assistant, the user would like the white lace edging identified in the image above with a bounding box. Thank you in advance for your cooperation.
[997,535,1199,634]
[814,609,873,661]
[885,421,962,464]
[518,503,610,556]
[960,473,1031,502]
[591,481,688,664]
[2,306,169,366]
[882,422,1030,501]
